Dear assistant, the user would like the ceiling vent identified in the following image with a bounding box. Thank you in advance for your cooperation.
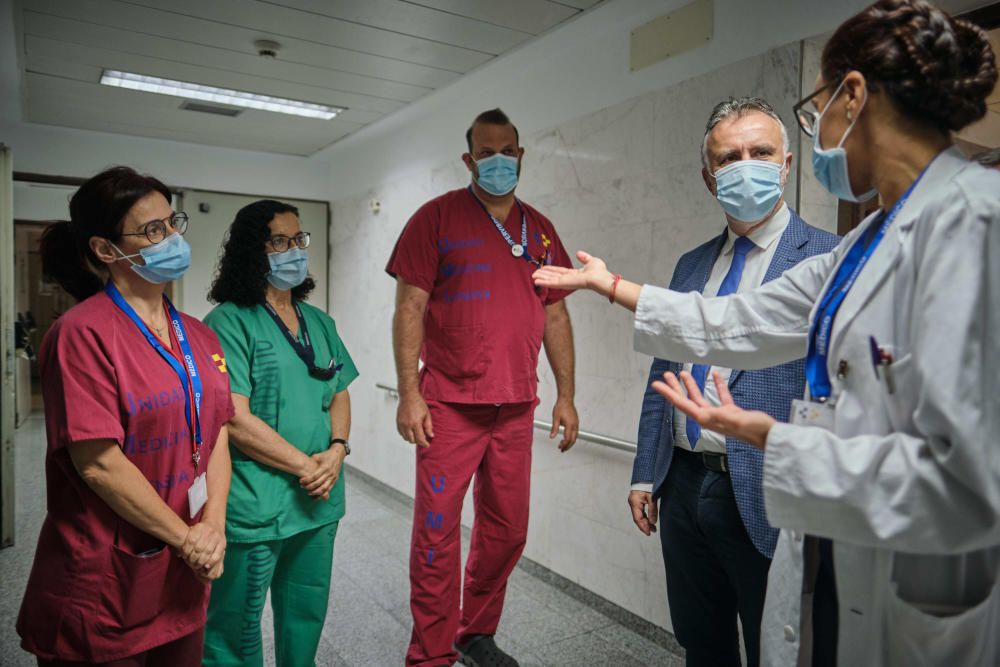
[180,101,242,117]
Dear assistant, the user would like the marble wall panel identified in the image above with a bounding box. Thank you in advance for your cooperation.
[519,95,656,196]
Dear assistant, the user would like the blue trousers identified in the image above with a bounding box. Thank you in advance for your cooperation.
[659,448,771,667]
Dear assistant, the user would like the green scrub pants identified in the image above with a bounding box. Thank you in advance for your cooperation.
[203,522,339,667]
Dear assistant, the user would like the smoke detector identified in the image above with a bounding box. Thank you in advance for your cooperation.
[253,40,281,58]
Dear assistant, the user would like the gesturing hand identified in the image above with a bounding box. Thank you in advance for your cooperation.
[652,370,776,449]
[532,251,611,292]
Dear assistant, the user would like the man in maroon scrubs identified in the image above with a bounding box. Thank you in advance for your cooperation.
[387,109,579,667]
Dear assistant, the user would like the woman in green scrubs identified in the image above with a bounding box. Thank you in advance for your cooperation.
[202,199,358,666]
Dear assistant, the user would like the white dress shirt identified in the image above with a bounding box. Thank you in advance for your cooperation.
[632,204,790,493]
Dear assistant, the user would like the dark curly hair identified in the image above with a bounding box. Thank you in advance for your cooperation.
[822,0,997,133]
[40,166,172,302]
[208,199,315,306]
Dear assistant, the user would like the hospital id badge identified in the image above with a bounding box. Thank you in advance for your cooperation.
[188,472,208,518]
[790,399,836,431]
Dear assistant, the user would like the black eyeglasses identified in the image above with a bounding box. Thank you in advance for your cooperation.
[792,82,836,138]
[120,212,189,244]
[267,232,311,253]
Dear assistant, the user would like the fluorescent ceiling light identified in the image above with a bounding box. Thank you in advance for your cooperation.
[100,70,344,120]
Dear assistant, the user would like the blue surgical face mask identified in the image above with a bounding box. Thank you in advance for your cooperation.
[267,247,309,290]
[112,231,191,284]
[811,79,877,203]
[473,154,519,196]
[712,160,785,223]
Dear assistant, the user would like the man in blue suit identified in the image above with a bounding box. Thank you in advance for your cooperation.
[628,97,840,667]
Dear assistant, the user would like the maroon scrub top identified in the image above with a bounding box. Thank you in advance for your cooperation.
[386,187,573,404]
[16,291,235,663]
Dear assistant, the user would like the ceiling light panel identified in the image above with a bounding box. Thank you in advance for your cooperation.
[100,70,345,120]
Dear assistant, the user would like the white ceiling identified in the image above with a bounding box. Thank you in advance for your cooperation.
[12,0,601,156]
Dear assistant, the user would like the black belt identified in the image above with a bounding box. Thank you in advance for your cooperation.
[674,446,729,473]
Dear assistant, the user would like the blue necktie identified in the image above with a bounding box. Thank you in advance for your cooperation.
[686,235,756,448]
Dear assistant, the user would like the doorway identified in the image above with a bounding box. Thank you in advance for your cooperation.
[12,223,74,424]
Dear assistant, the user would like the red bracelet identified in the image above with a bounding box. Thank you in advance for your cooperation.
[609,273,622,303]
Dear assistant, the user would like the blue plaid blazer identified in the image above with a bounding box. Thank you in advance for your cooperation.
[631,210,840,558]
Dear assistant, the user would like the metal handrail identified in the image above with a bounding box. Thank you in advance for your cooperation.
[532,419,637,454]
[375,382,398,399]
[375,382,637,454]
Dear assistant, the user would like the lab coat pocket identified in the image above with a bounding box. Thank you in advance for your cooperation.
[424,324,487,380]
[99,543,171,631]
[884,575,1000,666]
[876,351,915,432]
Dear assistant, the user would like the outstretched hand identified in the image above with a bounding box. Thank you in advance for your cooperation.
[652,370,776,449]
[533,251,612,293]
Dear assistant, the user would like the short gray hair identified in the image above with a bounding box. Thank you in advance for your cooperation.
[973,147,1000,167]
[701,96,790,170]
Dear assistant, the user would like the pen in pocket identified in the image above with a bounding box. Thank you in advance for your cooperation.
[868,336,895,394]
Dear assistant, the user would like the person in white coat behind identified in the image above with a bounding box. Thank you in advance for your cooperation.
[533,1,999,665]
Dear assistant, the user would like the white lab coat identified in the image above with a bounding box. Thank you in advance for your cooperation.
[633,147,1000,666]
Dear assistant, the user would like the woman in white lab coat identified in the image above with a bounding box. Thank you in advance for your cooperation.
[534,1,999,665]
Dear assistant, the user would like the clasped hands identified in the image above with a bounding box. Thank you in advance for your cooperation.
[178,521,226,583]
[299,444,346,502]
[178,443,346,581]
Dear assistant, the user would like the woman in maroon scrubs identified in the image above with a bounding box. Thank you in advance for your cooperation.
[16,167,234,666]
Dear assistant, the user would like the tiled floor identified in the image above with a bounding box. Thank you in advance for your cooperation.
[1,415,683,666]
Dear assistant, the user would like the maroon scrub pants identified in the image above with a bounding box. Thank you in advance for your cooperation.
[406,400,535,667]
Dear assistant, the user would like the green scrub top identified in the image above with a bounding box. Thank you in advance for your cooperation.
[204,301,359,543]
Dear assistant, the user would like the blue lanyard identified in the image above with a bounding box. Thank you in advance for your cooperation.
[805,169,927,400]
[467,185,528,256]
[105,282,204,467]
